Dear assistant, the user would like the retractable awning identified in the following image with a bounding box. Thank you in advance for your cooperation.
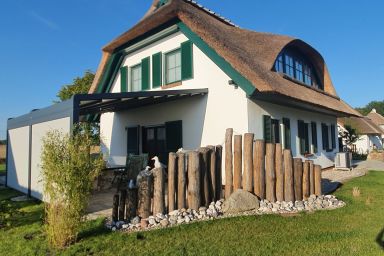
[74,88,208,122]
[8,88,208,130]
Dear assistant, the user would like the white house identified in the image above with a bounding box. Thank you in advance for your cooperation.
[367,109,384,141]
[338,116,383,154]
[90,0,360,169]
[6,0,361,199]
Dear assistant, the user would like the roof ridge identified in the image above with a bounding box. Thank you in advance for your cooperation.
[182,0,239,27]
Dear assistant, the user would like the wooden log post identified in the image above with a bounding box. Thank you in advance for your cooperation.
[302,161,310,200]
[112,193,119,222]
[199,147,211,206]
[225,128,234,199]
[314,164,322,196]
[188,151,201,210]
[265,143,276,202]
[275,143,284,202]
[215,145,223,200]
[308,160,315,195]
[153,167,165,215]
[293,158,303,201]
[137,174,153,219]
[168,153,177,212]
[233,135,242,191]
[243,133,254,193]
[254,140,266,199]
[126,188,138,220]
[118,189,127,221]
[283,149,294,202]
[177,152,186,209]
[207,146,217,201]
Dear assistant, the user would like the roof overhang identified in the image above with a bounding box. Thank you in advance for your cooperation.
[250,91,359,118]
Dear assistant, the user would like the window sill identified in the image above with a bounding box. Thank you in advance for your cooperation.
[162,81,182,89]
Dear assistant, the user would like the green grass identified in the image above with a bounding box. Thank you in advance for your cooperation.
[1,172,384,255]
[0,164,5,173]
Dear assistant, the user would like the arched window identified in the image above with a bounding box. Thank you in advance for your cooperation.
[274,49,322,90]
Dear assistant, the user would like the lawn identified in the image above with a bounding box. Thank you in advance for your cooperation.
[0,164,5,173]
[1,172,384,255]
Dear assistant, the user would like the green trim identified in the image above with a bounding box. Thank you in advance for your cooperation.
[120,66,128,92]
[177,22,256,95]
[141,57,150,90]
[181,40,193,80]
[152,52,162,88]
[95,24,179,93]
[96,52,123,93]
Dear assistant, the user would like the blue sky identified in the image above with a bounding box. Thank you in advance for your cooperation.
[1,0,384,139]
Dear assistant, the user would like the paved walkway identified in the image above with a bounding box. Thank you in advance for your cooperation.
[322,160,384,194]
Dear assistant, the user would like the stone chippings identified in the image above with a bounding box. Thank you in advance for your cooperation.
[105,195,345,232]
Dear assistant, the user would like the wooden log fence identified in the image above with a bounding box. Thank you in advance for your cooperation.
[112,129,327,221]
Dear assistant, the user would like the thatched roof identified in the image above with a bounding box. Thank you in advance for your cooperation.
[367,109,384,126]
[89,0,360,117]
[338,117,383,135]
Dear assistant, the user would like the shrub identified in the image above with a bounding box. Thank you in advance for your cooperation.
[41,124,104,249]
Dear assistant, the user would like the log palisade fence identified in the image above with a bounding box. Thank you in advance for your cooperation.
[112,128,323,222]
[224,128,322,203]
[112,145,223,221]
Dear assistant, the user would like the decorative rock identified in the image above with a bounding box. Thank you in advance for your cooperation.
[169,210,179,216]
[160,219,169,227]
[141,219,148,228]
[122,224,129,229]
[185,216,191,223]
[112,227,117,231]
[222,189,260,214]
[131,216,140,225]
[148,217,156,225]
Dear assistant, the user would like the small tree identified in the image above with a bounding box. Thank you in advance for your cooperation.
[41,124,104,249]
[339,124,360,151]
[56,70,95,102]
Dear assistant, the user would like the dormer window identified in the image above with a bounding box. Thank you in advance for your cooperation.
[156,0,169,8]
[274,49,322,90]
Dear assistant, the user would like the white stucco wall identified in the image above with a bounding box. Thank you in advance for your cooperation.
[31,117,71,200]
[354,134,383,154]
[247,99,339,168]
[7,126,30,194]
[100,31,249,162]
[101,29,340,170]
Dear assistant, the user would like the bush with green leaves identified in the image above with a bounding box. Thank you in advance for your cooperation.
[41,124,104,249]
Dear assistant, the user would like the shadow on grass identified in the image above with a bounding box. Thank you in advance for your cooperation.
[322,178,343,194]
[77,219,110,241]
[1,197,44,230]
[376,228,384,250]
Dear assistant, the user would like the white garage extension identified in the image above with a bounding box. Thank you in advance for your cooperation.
[5,89,207,200]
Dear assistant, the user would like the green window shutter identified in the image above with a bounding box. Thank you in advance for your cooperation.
[152,52,162,88]
[263,115,272,143]
[165,120,183,152]
[141,57,150,90]
[304,123,309,153]
[120,66,128,92]
[181,40,193,80]
[283,118,291,149]
[331,124,336,149]
[322,123,329,150]
[311,122,318,153]
[271,119,280,144]
[127,126,140,155]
